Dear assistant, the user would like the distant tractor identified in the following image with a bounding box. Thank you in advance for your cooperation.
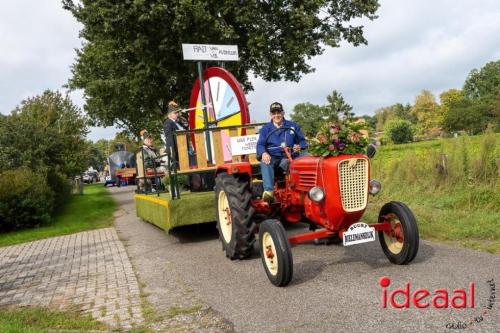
[214,129,419,286]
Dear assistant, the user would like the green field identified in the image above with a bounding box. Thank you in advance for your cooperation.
[364,132,499,253]
[0,184,116,247]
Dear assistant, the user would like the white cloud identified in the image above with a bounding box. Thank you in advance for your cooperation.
[248,0,500,120]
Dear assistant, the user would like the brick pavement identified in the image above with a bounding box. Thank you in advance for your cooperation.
[0,228,143,330]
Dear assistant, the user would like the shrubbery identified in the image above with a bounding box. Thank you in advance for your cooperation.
[384,119,415,144]
[0,168,54,231]
[0,90,89,231]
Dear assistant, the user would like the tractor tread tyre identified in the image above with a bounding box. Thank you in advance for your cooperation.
[378,201,419,265]
[259,219,293,287]
[215,173,256,260]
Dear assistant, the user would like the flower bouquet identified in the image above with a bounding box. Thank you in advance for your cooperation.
[308,122,369,157]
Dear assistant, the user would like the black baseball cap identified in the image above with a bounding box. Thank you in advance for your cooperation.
[270,102,284,113]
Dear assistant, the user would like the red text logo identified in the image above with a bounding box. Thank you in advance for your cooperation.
[379,276,474,309]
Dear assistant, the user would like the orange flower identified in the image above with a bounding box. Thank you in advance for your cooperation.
[317,133,328,144]
[349,132,360,143]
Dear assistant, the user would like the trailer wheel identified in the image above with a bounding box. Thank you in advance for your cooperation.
[215,173,256,259]
[378,201,419,265]
[259,219,293,287]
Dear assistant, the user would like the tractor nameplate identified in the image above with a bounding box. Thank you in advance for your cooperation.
[343,223,375,246]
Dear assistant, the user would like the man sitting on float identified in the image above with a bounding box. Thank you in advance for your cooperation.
[256,102,307,202]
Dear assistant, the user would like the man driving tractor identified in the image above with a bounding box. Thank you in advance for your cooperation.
[257,102,308,202]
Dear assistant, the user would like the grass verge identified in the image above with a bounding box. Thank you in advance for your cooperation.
[0,306,109,333]
[0,184,116,247]
[365,132,499,253]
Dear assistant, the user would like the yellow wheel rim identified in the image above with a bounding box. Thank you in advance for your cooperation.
[218,190,232,243]
[383,213,404,255]
[262,231,278,276]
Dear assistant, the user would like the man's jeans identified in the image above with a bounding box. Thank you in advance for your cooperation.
[260,157,290,191]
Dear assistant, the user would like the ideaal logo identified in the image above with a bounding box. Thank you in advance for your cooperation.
[379,276,496,330]
[379,276,474,309]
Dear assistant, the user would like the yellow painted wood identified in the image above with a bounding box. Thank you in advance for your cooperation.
[176,133,190,172]
[136,151,144,178]
[212,130,224,165]
[194,132,208,168]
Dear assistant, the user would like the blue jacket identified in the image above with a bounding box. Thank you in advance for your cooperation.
[257,119,307,158]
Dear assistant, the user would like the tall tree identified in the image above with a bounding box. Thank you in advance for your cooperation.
[62,0,379,135]
[0,90,89,177]
[290,90,354,136]
[411,90,441,134]
[439,89,465,123]
[463,60,500,99]
[374,103,414,132]
[325,90,354,121]
[290,103,329,137]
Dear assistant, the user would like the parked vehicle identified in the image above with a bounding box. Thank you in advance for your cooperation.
[83,171,99,184]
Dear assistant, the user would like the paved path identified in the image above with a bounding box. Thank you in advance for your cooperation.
[111,186,499,333]
[0,228,143,330]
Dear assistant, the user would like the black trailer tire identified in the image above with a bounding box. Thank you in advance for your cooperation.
[215,172,256,259]
[378,201,419,265]
[259,219,293,287]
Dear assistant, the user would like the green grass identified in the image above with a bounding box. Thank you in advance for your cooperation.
[0,306,109,333]
[364,132,500,253]
[0,184,116,247]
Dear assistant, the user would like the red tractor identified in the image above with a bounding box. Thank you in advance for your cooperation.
[214,128,419,286]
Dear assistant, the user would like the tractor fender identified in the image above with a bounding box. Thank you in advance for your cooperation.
[215,162,253,177]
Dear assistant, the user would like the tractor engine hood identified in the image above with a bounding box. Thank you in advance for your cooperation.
[289,154,370,230]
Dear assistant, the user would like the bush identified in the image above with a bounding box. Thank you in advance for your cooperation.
[47,170,72,209]
[0,168,54,231]
[384,119,415,144]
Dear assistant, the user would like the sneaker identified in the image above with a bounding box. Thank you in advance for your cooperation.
[263,191,274,203]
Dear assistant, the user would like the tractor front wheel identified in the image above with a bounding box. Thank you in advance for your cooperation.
[378,201,419,265]
[215,173,256,259]
[259,219,293,287]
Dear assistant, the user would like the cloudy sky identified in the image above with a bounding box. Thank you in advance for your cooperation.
[1,0,499,141]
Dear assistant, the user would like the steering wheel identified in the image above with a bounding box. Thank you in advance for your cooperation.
[259,126,298,161]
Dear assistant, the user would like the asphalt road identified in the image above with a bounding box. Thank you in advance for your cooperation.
[110,186,499,333]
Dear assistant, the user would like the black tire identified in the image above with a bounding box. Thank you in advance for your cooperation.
[215,173,256,259]
[378,201,419,265]
[259,219,293,287]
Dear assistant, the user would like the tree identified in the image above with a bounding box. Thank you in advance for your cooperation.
[62,0,380,135]
[325,90,354,121]
[441,98,492,135]
[463,60,500,99]
[374,103,414,132]
[0,90,89,177]
[290,103,328,137]
[411,90,442,135]
[439,89,465,122]
[290,90,354,136]
[383,119,415,144]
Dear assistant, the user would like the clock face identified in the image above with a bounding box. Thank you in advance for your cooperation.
[188,67,250,162]
[189,67,249,130]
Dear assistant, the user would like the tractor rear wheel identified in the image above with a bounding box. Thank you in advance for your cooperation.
[378,201,419,264]
[259,219,293,287]
[215,173,256,259]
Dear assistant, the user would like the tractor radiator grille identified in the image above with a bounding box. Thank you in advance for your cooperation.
[338,158,368,212]
[298,172,317,189]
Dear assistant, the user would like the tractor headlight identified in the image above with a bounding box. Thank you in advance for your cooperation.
[369,180,381,195]
[308,187,325,203]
